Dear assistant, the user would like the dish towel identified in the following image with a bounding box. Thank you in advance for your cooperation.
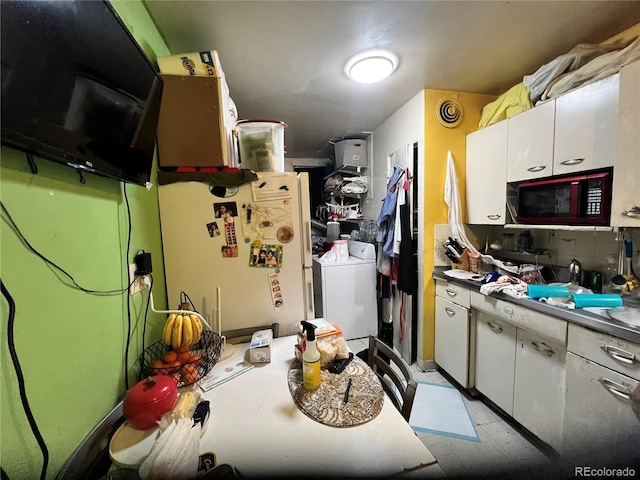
[444,151,478,254]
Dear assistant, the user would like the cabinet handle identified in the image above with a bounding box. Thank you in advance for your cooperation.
[622,206,640,218]
[445,288,457,297]
[601,345,637,365]
[487,321,503,333]
[487,214,501,220]
[445,307,456,317]
[599,378,632,402]
[560,158,585,166]
[531,341,554,357]
[527,165,547,173]
[503,307,514,316]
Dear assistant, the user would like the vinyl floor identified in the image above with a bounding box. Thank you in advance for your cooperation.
[346,338,562,480]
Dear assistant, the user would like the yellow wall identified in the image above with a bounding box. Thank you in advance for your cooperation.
[420,89,496,361]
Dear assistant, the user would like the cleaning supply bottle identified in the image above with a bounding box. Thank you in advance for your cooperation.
[300,321,321,390]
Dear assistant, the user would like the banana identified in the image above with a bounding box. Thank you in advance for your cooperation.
[181,313,193,347]
[190,314,202,344]
[172,314,183,349]
[163,313,176,345]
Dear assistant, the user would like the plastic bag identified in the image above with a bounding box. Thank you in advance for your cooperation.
[138,417,200,480]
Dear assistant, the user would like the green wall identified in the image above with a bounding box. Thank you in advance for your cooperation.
[0,2,170,478]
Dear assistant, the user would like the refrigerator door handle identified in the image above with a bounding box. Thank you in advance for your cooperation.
[307,280,315,316]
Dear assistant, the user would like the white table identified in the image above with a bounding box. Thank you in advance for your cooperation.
[198,335,444,478]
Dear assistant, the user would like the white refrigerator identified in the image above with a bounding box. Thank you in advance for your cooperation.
[158,172,314,337]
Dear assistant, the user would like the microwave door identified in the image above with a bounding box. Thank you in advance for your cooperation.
[517,175,583,224]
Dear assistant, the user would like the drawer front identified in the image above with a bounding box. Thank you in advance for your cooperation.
[470,291,567,345]
[435,280,470,309]
[568,323,640,380]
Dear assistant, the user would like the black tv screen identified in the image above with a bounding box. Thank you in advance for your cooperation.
[1,0,162,186]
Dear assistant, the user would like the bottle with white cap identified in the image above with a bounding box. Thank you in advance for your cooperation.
[300,321,321,390]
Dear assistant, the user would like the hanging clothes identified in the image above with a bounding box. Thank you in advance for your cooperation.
[376,166,404,275]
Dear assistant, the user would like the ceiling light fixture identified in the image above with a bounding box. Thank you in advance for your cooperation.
[345,50,398,84]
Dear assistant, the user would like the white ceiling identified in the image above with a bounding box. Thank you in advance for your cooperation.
[143,1,640,159]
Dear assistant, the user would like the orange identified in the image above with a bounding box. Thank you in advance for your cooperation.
[187,355,202,367]
[169,371,181,384]
[180,364,199,385]
[150,360,163,369]
[162,351,178,364]
[177,352,191,364]
[174,346,190,354]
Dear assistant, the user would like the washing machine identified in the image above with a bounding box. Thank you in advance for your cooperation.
[312,240,377,340]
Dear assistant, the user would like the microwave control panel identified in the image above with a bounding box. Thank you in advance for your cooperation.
[585,179,603,216]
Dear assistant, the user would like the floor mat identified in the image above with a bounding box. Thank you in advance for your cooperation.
[409,381,480,442]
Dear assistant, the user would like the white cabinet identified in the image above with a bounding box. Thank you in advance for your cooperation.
[611,60,640,227]
[553,73,619,176]
[475,312,516,415]
[472,291,568,450]
[512,328,566,451]
[434,280,474,388]
[466,120,508,225]
[563,324,640,461]
[507,100,555,182]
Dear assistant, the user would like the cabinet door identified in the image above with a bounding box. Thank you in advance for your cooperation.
[513,329,566,451]
[553,74,619,175]
[434,296,470,387]
[507,100,555,182]
[612,60,640,227]
[562,352,640,463]
[466,120,508,225]
[475,312,516,415]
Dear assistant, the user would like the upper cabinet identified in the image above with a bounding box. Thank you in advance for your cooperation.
[467,60,639,227]
[506,100,555,182]
[611,60,640,227]
[466,120,508,225]
[553,73,619,176]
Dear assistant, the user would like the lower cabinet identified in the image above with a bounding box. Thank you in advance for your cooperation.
[434,296,472,388]
[562,353,639,462]
[474,305,567,451]
[475,312,516,415]
[512,328,566,451]
[562,323,640,462]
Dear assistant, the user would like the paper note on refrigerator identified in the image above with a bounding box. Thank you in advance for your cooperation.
[250,173,293,201]
[240,201,293,240]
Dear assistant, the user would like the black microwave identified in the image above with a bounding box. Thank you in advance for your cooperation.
[516,170,612,225]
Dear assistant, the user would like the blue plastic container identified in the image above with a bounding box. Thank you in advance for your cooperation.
[527,285,569,298]
[572,293,623,308]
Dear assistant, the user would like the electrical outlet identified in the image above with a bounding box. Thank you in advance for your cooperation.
[129,263,146,296]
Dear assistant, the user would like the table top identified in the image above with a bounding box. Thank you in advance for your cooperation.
[197,335,442,478]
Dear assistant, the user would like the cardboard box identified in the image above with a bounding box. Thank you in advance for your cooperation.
[249,329,273,364]
[156,51,237,168]
[157,74,230,168]
[158,50,220,77]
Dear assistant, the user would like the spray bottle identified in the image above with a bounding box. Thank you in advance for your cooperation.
[300,321,321,390]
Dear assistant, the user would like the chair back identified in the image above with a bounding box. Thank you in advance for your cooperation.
[367,335,417,421]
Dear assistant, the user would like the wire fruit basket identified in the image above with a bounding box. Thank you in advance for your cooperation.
[140,331,222,387]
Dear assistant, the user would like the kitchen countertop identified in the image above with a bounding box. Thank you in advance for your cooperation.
[433,269,640,344]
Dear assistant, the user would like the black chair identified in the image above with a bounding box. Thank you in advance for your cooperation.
[222,322,279,345]
[366,335,417,422]
[56,401,125,480]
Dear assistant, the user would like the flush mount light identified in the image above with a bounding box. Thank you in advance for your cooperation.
[345,50,398,84]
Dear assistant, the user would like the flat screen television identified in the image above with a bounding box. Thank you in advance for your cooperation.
[1,0,163,187]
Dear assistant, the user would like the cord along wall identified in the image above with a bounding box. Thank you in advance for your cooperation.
[0,2,170,478]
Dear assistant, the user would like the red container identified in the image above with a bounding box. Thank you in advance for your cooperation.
[123,376,178,430]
